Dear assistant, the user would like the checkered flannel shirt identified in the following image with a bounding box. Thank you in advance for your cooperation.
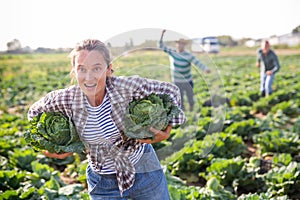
[28,75,186,195]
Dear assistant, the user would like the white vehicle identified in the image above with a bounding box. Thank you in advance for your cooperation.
[192,36,220,53]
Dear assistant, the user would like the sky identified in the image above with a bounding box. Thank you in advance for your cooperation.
[1,0,300,51]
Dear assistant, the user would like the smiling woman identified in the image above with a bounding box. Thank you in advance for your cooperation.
[27,38,186,199]
[73,51,112,106]
[68,39,113,106]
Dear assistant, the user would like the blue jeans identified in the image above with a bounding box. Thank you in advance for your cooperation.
[86,145,170,200]
[260,73,275,95]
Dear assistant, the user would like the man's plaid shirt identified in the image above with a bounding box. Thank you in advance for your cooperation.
[28,75,186,195]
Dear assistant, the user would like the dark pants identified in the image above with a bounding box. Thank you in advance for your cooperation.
[174,81,194,111]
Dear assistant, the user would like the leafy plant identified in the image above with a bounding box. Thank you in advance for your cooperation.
[123,93,179,139]
[25,112,85,154]
[237,192,288,200]
[202,177,236,199]
[167,170,235,200]
[270,100,300,117]
[206,157,245,188]
[225,106,253,122]
[31,160,56,181]
[8,148,37,171]
[265,161,300,197]
[251,98,271,115]
[229,93,252,107]
[272,153,293,166]
[291,116,300,133]
[1,51,300,199]
[225,118,261,141]
[263,110,291,129]
[0,170,26,191]
[165,132,247,184]
[253,130,299,155]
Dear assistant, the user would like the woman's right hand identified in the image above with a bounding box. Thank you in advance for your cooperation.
[42,150,73,159]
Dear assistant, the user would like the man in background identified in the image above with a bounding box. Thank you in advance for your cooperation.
[256,40,280,97]
[159,29,210,111]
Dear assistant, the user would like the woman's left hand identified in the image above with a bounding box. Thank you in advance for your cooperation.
[138,125,172,144]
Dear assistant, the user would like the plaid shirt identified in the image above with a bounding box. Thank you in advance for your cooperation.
[28,75,186,195]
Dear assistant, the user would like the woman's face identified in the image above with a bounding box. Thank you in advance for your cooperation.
[74,50,111,104]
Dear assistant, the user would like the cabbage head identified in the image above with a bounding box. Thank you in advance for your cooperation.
[25,112,85,154]
[123,93,179,139]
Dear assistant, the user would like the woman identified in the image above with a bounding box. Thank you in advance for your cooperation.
[28,39,186,199]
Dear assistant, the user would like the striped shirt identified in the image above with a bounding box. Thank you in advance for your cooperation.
[83,95,144,174]
[159,40,208,82]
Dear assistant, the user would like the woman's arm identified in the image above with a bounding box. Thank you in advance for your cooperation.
[27,87,76,158]
[129,76,187,126]
[28,87,75,120]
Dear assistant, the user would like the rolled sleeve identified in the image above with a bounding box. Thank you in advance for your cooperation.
[27,86,75,121]
[27,97,46,120]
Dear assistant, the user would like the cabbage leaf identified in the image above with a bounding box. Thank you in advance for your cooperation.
[25,112,84,154]
[123,93,179,139]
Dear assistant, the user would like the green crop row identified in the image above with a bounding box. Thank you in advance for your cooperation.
[0,51,299,199]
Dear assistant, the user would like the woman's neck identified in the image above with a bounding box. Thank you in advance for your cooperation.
[88,90,106,107]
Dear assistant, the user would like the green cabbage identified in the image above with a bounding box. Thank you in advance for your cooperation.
[123,93,179,139]
[25,112,84,154]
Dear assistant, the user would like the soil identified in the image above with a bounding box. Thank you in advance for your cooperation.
[253,112,268,120]
[245,140,257,157]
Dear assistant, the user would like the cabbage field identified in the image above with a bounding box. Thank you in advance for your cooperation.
[0,49,299,200]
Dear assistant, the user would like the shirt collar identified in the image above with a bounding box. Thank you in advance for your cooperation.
[106,76,127,105]
[71,85,86,110]
[71,79,125,110]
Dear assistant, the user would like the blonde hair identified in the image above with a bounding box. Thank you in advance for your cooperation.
[69,39,111,82]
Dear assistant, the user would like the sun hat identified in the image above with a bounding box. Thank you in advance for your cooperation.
[175,38,189,44]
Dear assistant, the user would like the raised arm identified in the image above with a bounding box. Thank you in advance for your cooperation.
[159,29,174,53]
[160,29,166,42]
